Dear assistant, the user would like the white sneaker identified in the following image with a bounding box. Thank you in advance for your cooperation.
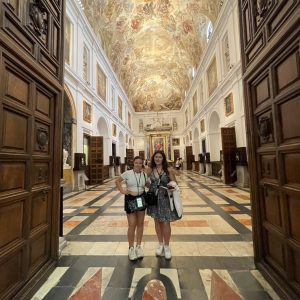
[164,245,172,260]
[135,245,144,259]
[155,243,164,256]
[128,247,137,261]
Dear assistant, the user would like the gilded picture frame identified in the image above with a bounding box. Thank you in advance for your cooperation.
[193,91,197,116]
[200,119,205,133]
[172,138,180,146]
[83,100,92,123]
[207,56,218,96]
[112,123,117,137]
[96,63,107,101]
[224,93,234,116]
[118,97,123,120]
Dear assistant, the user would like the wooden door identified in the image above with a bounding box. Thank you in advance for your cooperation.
[90,136,103,184]
[0,1,64,299]
[221,127,237,184]
[239,1,300,299]
[126,148,134,169]
[186,146,193,170]
[174,149,180,161]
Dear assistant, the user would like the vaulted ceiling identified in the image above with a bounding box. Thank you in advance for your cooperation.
[81,0,221,112]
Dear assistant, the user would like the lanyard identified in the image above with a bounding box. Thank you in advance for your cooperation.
[133,170,142,194]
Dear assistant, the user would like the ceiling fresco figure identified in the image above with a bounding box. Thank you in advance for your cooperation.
[81,0,221,112]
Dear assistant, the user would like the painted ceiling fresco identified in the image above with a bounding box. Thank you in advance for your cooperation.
[81,0,221,112]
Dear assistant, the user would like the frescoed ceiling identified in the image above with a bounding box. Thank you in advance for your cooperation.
[81,0,221,112]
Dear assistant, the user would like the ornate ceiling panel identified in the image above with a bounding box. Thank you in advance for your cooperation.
[81,0,221,112]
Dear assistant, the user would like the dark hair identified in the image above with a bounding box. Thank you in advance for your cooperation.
[133,156,143,162]
[150,150,169,175]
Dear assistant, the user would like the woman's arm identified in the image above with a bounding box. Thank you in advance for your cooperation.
[168,167,177,182]
[115,176,128,194]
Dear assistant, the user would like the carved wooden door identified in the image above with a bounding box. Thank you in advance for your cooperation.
[239,1,300,298]
[90,136,103,184]
[0,1,64,299]
[221,127,237,184]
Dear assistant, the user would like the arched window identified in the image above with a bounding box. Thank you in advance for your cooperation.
[207,21,213,42]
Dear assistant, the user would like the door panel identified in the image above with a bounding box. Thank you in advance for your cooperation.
[239,0,300,298]
[0,0,64,299]
[90,136,103,184]
[221,127,236,184]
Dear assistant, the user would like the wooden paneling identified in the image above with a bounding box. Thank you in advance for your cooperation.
[0,0,64,298]
[90,136,103,184]
[239,0,300,298]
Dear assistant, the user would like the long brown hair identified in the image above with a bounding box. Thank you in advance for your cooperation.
[150,150,169,175]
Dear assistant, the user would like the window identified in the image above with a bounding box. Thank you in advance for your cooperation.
[96,63,107,101]
[64,17,73,65]
[207,21,213,43]
[83,134,90,165]
[83,44,90,82]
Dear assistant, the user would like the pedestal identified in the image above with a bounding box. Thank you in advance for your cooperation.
[115,165,120,176]
[205,163,212,176]
[200,163,205,174]
[73,170,86,191]
[109,166,115,178]
[63,167,73,193]
[236,165,249,188]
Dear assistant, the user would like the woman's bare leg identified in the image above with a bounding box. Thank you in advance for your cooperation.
[136,210,145,245]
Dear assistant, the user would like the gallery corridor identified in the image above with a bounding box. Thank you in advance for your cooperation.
[33,172,279,300]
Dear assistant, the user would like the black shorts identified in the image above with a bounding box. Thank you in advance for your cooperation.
[124,193,146,214]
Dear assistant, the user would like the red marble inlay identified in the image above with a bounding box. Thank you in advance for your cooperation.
[239,219,252,226]
[81,208,98,213]
[143,279,167,300]
[236,194,250,200]
[70,269,102,300]
[174,220,209,227]
[221,206,240,211]
[224,189,237,193]
[64,220,81,228]
[210,271,242,300]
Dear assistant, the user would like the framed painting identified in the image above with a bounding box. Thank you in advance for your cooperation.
[224,93,234,116]
[207,57,218,96]
[112,123,117,137]
[118,97,123,120]
[172,138,180,146]
[200,119,205,133]
[193,91,197,116]
[83,100,92,123]
[96,63,107,101]
[128,111,131,129]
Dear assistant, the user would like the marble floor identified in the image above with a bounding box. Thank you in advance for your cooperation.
[32,171,280,300]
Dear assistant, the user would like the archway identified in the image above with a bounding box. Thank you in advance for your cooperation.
[63,84,77,168]
[97,116,109,165]
[208,111,221,161]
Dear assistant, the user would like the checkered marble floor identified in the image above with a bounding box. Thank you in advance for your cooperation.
[33,171,280,300]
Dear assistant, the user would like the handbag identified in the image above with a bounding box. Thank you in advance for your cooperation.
[145,191,158,205]
[127,195,147,212]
